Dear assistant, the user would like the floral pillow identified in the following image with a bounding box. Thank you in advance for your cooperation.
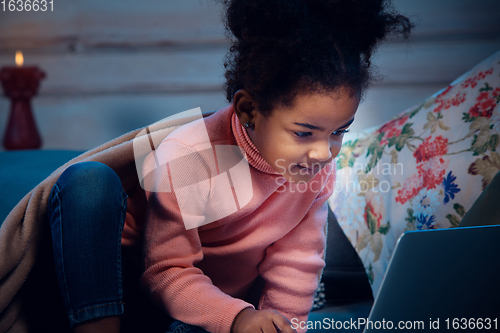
[328,50,500,297]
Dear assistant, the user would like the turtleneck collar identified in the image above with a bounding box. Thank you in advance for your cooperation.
[231,108,281,176]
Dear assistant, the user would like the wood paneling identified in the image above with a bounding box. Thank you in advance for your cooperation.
[0,46,228,95]
[0,41,498,96]
[0,0,499,150]
[373,41,500,85]
[0,93,229,150]
[1,0,499,52]
[393,0,500,39]
[0,0,226,52]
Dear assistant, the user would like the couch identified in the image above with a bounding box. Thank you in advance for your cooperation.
[309,49,500,332]
[1,49,499,332]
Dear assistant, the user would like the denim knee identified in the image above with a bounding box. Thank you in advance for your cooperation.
[47,161,128,326]
[52,161,123,203]
[48,162,127,228]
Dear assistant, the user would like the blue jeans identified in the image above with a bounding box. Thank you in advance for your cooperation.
[47,161,128,327]
[47,161,215,332]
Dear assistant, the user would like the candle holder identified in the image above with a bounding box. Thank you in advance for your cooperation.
[0,64,45,150]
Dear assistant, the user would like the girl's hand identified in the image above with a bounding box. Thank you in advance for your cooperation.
[231,308,297,333]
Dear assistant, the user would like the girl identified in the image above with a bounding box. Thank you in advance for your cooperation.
[47,1,412,332]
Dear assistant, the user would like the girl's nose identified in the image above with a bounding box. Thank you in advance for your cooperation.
[308,141,332,162]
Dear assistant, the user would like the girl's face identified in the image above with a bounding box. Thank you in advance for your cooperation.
[243,90,359,183]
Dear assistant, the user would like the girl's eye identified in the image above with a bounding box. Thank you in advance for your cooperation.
[294,132,312,138]
[332,129,350,136]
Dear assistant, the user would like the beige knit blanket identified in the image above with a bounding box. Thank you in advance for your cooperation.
[0,112,203,332]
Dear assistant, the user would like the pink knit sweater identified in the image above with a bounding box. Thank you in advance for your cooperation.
[138,105,335,333]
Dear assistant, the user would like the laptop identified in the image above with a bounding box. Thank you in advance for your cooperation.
[364,225,500,332]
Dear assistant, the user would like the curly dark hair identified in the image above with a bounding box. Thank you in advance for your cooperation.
[221,0,414,115]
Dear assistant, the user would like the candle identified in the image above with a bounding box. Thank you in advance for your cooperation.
[0,51,45,150]
[16,51,23,66]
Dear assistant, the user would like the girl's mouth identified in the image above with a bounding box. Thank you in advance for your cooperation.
[296,163,323,174]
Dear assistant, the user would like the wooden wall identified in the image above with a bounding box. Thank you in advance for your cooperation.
[0,0,499,150]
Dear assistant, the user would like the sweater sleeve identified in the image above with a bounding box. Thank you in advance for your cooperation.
[257,167,335,333]
[140,139,254,333]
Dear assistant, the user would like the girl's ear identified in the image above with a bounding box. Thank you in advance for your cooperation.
[233,89,258,125]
